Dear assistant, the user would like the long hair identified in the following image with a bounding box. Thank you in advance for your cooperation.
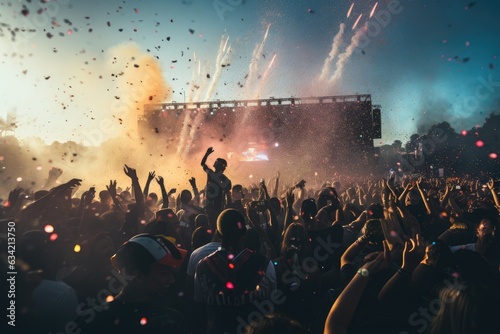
[429,281,498,334]
[281,223,310,262]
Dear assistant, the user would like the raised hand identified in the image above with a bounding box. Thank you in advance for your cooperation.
[168,188,177,196]
[189,177,197,189]
[156,176,164,187]
[147,171,156,181]
[123,164,138,179]
[106,180,117,198]
[63,178,82,190]
[487,178,495,191]
[48,167,63,180]
[416,176,423,188]
[401,234,426,272]
[362,240,391,274]
[206,147,214,155]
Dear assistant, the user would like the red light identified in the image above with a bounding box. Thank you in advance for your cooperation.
[140,317,148,326]
[461,130,467,136]
[49,233,58,241]
[228,263,235,269]
[476,140,484,148]
[489,153,498,159]
[226,282,234,289]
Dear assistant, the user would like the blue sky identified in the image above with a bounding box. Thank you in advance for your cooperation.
[1,0,499,145]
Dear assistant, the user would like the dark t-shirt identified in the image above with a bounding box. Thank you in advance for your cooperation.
[78,299,189,334]
[203,166,231,211]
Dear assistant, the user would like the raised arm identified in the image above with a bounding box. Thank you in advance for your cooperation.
[106,180,125,213]
[143,170,156,198]
[416,177,432,215]
[201,147,214,168]
[271,172,280,198]
[156,176,169,209]
[487,178,500,210]
[189,177,200,206]
[325,241,390,334]
[282,188,295,236]
[124,164,145,221]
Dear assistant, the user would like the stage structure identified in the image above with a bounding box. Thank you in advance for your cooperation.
[140,95,382,175]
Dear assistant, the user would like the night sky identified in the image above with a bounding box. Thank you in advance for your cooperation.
[1,0,499,146]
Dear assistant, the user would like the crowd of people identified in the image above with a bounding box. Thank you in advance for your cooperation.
[1,146,499,333]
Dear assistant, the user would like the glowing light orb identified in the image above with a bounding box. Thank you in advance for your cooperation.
[461,130,467,136]
[489,153,498,159]
[49,233,58,241]
[16,177,22,182]
[226,282,234,289]
[475,140,484,147]
[228,263,235,269]
[140,317,148,326]
[74,244,81,253]
[44,225,54,233]
[36,166,42,170]
[105,295,114,302]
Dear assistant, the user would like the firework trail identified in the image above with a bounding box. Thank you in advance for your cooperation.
[329,22,368,83]
[244,24,271,98]
[347,3,354,18]
[253,53,277,99]
[319,23,346,81]
[352,13,363,30]
[370,2,378,18]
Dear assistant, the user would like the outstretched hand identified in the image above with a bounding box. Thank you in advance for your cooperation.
[48,167,63,180]
[156,176,165,187]
[106,180,117,198]
[487,178,495,191]
[147,171,156,181]
[189,177,197,189]
[123,164,138,179]
[206,147,214,155]
[401,234,426,272]
[361,240,391,275]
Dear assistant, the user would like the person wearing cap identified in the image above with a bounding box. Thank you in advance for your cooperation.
[78,234,189,333]
[194,209,277,334]
[201,147,232,228]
